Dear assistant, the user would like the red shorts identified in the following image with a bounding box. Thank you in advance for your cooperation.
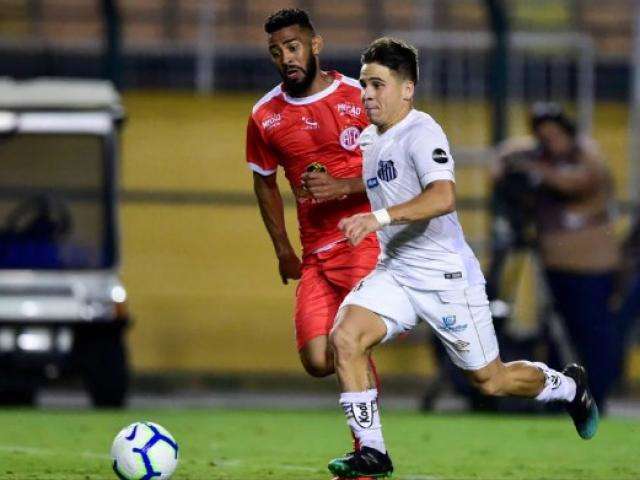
[294,235,379,350]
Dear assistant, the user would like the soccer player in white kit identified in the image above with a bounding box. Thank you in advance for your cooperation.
[326,38,600,479]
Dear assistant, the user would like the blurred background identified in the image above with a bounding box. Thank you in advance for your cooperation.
[0,0,639,412]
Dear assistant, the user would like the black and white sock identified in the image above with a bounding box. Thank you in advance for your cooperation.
[339,389,386,454]
[530,361,577,403]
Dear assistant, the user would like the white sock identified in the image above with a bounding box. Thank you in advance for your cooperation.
[340,389,386,454]
[531,362,577,403]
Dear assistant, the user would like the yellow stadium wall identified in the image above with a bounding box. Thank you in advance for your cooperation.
[118,91,633,379]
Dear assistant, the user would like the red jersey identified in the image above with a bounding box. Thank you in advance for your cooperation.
[246,71,371,256]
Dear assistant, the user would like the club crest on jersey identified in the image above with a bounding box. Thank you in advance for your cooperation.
[340,126,360,151]
[432,148,449,164]
[377,160,398,182]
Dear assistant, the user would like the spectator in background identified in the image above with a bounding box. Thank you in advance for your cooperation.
[612,212,640,384]
[492,103,620,411]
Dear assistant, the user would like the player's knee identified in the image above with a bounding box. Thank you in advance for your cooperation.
[329,325,361,360]
[299,339,335,377]
[303,363,333,378]
[300,354,334,378]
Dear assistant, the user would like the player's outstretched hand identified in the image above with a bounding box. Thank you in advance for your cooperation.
[301,171,348,202]
[338,213,381,246]
[277,251,302,285]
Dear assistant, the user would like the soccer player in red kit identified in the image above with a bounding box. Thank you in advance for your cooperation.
[247,8,378,380]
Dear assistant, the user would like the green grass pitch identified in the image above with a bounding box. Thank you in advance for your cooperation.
[0,408,638,479]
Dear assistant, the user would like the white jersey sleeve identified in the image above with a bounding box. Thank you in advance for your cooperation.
[408,124,455,188]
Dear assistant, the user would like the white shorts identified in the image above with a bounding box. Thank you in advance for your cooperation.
[340,267,500,370]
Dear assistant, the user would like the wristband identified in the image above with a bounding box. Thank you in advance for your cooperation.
[372,208,392,227]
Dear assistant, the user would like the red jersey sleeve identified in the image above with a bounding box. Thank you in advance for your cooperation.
[246,115,279,176]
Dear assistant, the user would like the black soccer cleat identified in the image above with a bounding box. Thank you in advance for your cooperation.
[328,446,393,478]
[563,364,599,440]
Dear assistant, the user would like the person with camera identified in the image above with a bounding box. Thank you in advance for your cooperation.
[491,104,620,411]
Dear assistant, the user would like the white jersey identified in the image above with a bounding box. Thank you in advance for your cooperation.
[359,109,485,290]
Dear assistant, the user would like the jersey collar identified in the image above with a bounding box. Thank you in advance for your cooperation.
[282,71,341,105]
[376,109,418,138]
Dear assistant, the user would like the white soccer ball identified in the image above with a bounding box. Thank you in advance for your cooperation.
[110,422,179,480]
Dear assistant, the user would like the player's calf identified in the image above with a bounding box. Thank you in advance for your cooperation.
[470,375,505,397]
[467,358,599,439]
[467,358,546,398]
[330,306,387,389]
[330,325,363,365]
[329,308,391,477]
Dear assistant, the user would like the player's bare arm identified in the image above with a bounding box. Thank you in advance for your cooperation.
[386,179,455,223]
[253,172,301,284]
[301,171,365,201]
[338,180,455,246]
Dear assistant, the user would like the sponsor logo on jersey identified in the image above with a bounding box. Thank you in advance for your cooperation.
[337,102,362,117]
[262,113,282,130]
[366,177,379,189]
[444,271,463,280]
[437,315,468,333]
[377,160,398,182]
[432,148,449,164]
[340,126,360,150]
[302,116,319,130]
